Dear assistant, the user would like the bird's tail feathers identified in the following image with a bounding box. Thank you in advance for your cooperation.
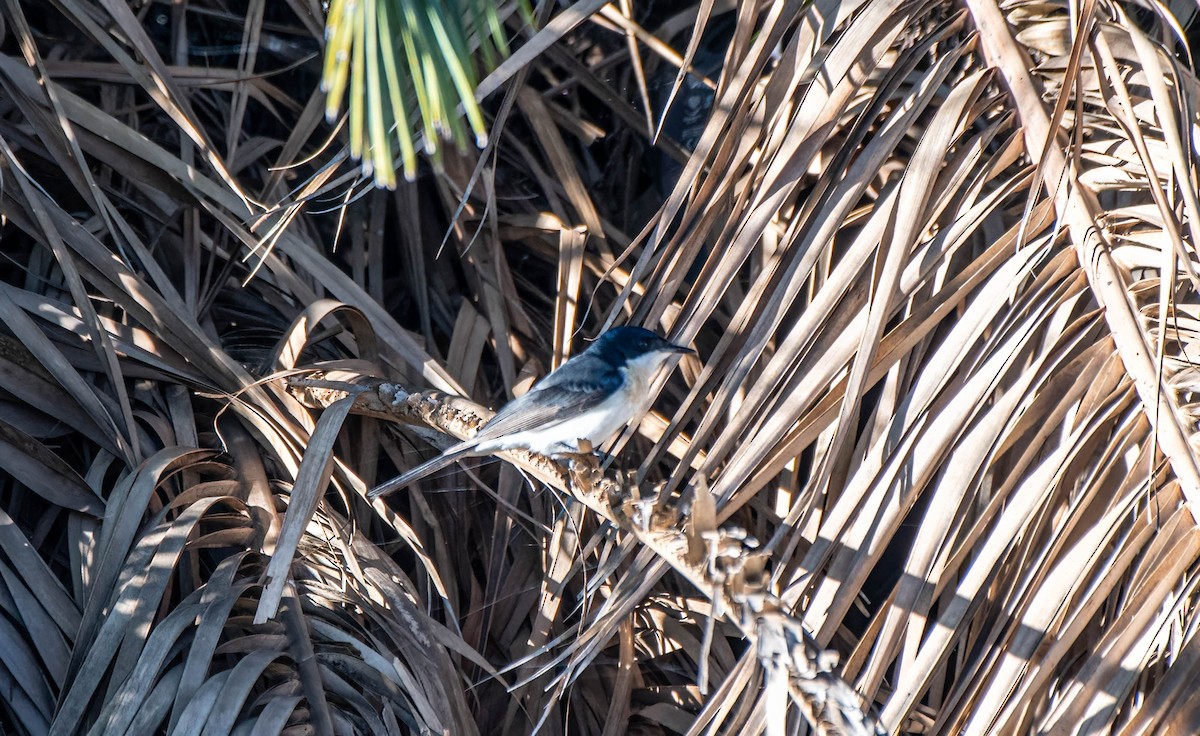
[368,442,478,499]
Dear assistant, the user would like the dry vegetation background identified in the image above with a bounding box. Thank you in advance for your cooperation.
[1,0,1200,734]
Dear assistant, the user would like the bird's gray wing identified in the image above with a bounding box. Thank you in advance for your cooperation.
[471,354,622,440]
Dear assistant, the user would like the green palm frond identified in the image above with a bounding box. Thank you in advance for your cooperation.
[322,0,524,187]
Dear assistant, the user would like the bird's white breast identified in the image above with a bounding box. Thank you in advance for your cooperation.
[487,351,671,456]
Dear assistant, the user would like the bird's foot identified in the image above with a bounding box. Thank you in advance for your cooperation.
[565,448,602,494]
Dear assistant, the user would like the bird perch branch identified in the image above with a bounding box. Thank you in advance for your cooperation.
[288,370,883,736]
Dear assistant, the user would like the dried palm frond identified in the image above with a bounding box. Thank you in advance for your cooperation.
[1,0,1199,734]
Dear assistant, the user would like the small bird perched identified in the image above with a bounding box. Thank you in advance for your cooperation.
[368,326,693,499]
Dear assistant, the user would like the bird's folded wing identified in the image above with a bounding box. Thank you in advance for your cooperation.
[472,355,622,440]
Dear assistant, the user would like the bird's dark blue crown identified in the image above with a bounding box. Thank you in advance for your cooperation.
[586,326,679,363]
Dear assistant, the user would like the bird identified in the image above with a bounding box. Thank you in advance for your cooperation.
[368,326,693,499]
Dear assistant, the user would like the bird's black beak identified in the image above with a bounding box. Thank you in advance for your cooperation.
[667,343,695,355]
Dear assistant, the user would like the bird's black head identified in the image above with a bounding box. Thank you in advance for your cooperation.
[585,326,693,365]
